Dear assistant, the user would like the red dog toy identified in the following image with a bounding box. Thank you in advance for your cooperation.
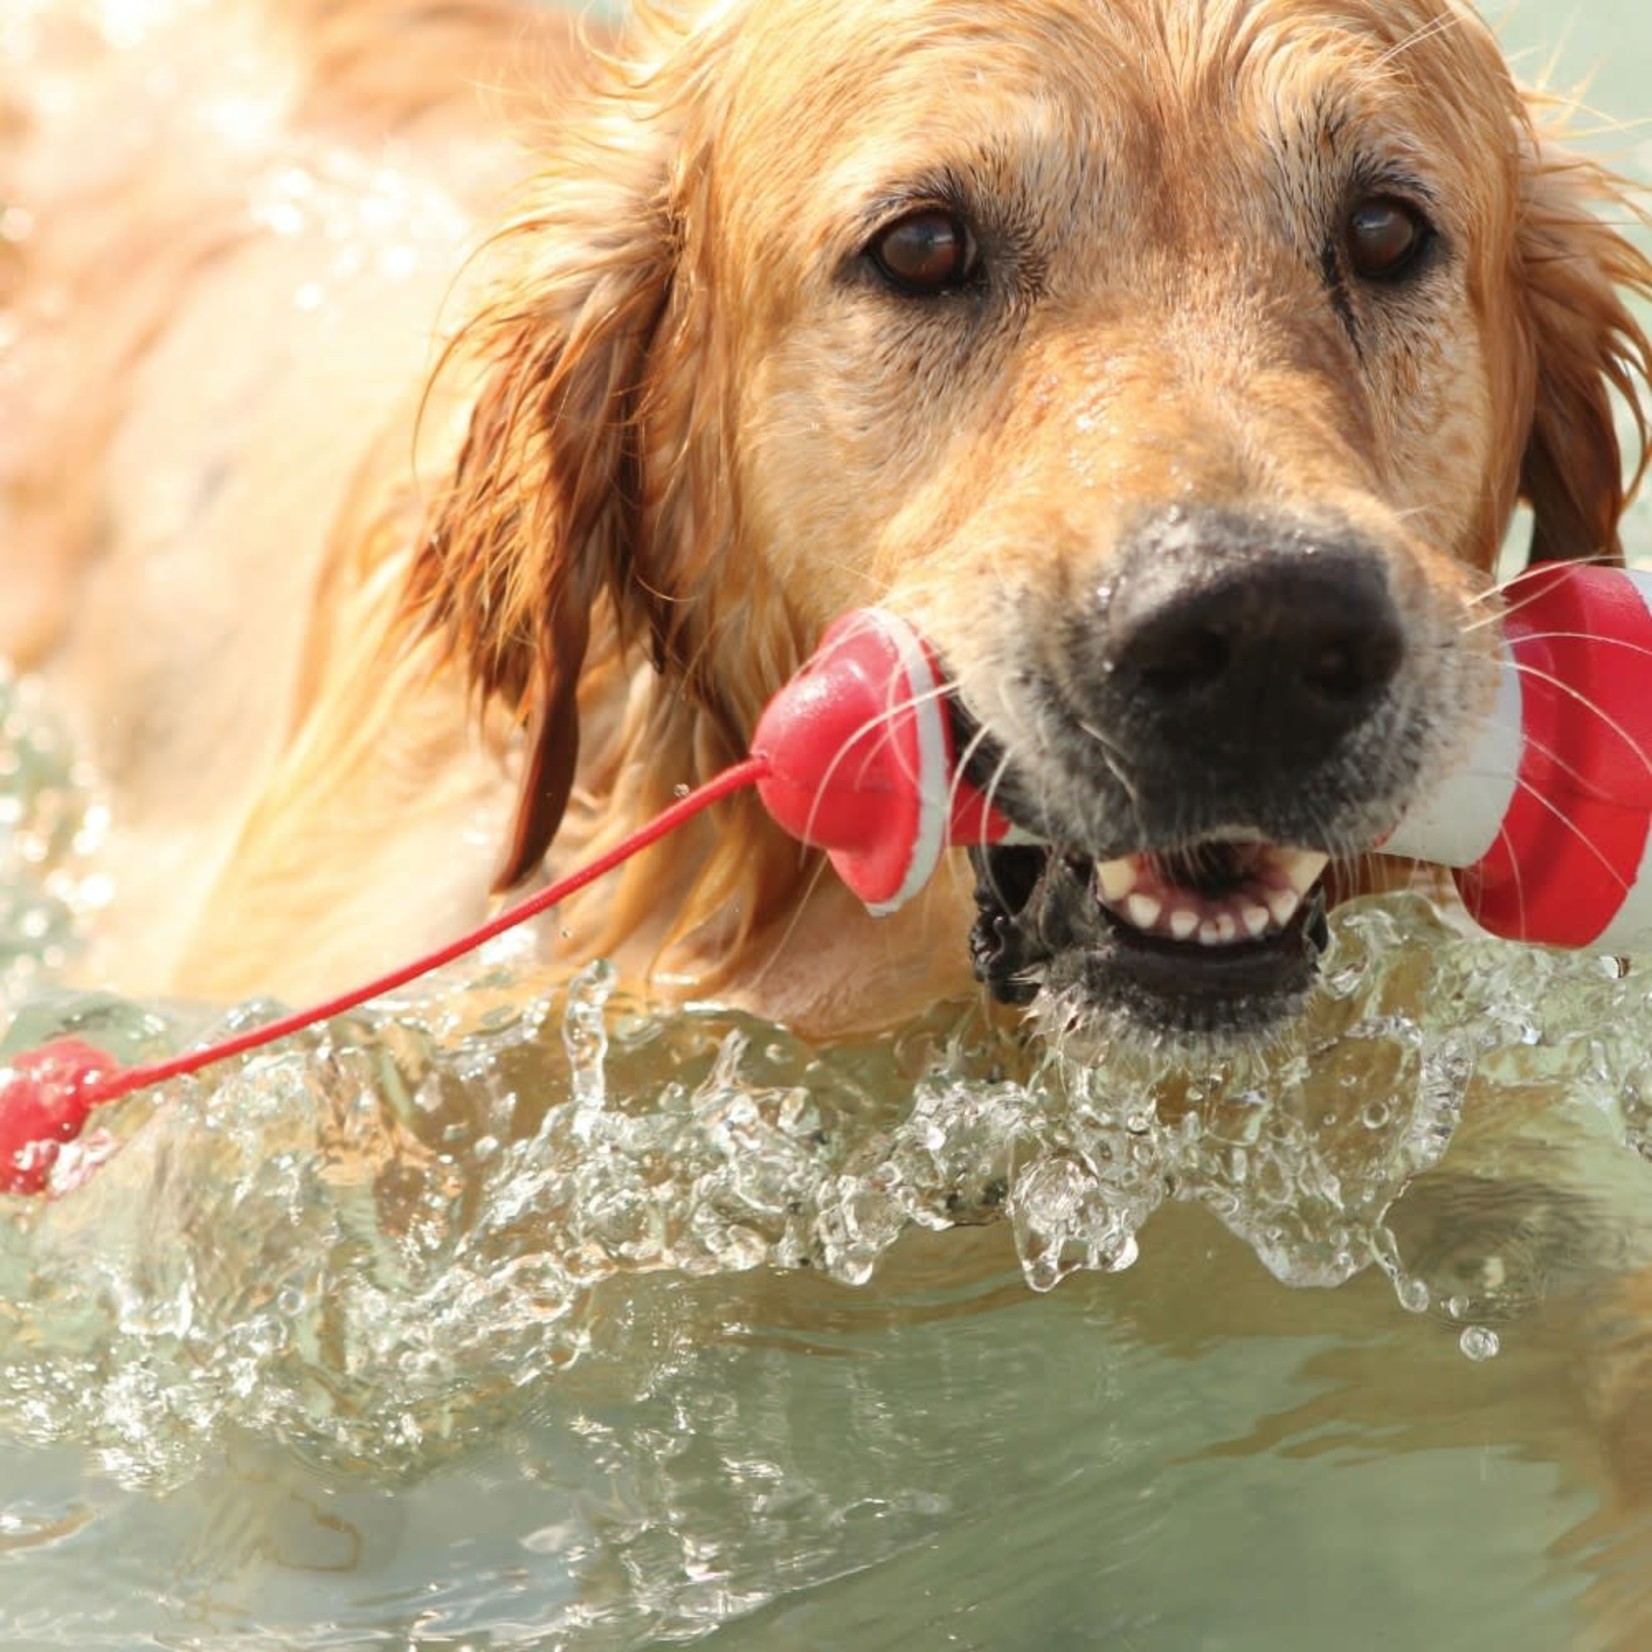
[751,610,1031,911]
[0,1040,120,1194]
[755,565,1652,951]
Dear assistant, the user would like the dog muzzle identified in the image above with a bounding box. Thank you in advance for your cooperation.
[751,564,1652,954]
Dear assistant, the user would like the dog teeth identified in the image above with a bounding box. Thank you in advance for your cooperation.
[1126,893,1163,930]
[1097,858,1138,903]
[1278,849,1330,895]
[1266,888,1302,930]
[1092,841,1330,949]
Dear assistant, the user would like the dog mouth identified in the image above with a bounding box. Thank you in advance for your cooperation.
[1092,838,1328,948]
[969,834,1334,1043]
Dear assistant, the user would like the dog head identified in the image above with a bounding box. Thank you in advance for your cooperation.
[414,0,1651,1043]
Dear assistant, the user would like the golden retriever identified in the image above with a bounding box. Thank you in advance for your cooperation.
[15,4,1652,1637]
[3,0,1649,1048]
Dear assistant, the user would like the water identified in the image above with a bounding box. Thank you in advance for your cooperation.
[9,2,1652,1648]
[0,899,1513,1485]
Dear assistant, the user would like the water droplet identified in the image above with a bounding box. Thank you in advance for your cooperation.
[1459,1325,1500,1362]
[1396,1277,1431,1314]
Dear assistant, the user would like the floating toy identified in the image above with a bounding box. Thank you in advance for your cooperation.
[751,611,1025,912]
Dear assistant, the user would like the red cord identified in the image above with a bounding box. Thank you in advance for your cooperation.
[73,755,772,1111]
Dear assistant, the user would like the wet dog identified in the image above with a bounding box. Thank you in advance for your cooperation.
[14,9,1652,1637]
[4,0,1649,1044]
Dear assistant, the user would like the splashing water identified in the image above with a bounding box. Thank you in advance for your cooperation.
[5,665,1652,1504]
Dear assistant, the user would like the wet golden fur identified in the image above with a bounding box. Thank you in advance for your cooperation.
[3,0,1650,1034]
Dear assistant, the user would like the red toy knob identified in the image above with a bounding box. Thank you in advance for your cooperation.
[1382,564,1652,948]
[1458,563,1652,947]
[751,609,1020,912]
[0,1038,120,1195]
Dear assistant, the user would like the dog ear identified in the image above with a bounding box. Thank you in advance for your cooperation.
[1516,129,1652,565]
[410,67,690,892]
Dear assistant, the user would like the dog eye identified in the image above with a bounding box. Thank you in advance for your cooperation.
[867,209,980,295]
[1344,197,1431,281]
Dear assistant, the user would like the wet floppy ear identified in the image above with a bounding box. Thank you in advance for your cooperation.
[410,91,682,891]
[1516,130,1652,565]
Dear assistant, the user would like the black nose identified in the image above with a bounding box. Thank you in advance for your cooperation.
[1096,518,1405,774]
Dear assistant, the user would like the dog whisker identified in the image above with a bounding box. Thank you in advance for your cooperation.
[1374,11,1465,71]
[1507,661,1652,789]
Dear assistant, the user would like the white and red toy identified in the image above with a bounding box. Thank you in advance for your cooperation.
[752,612,1025,913]
[752,564,1652,953]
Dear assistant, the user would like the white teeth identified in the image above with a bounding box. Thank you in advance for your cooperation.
[1097,858,1138,903]
[1126,893,1163,931]
[1266,888,1302,930]
[1091,841,1329,950]
[1279,849,1330,896]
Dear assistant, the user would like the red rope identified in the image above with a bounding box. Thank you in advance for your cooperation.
[77,756,772,1110]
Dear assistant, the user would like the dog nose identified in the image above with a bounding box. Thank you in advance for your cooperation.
[1099,526,1404,770]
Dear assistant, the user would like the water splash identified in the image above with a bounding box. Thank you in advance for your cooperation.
[5,670,1652,1492]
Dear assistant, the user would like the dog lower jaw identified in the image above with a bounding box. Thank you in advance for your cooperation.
[1037,892,1331,1048]
[970,842,1332,1048]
